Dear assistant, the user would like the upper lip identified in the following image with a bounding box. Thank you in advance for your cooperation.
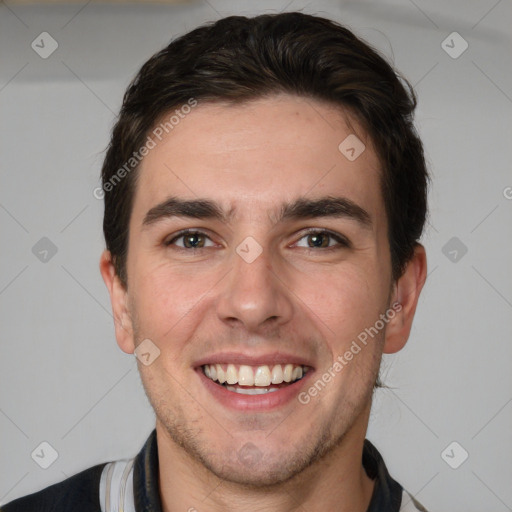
[194,351,314,369]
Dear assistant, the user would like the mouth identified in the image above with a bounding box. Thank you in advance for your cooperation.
[202,363,310,395]
[195,356,314,411]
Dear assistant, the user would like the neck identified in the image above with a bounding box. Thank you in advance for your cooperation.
[156,405,375,512]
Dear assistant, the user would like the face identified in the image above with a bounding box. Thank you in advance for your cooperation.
[102,94,423,486]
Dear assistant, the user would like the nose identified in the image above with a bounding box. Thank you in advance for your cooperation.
[216,246,294,333]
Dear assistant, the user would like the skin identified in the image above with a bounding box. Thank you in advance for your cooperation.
[100,94,427,512]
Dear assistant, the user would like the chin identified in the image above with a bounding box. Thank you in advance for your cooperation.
[169,424,338,489]
[201,451,313,488]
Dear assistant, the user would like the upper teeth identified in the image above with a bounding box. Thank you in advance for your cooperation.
[203,363,307,386]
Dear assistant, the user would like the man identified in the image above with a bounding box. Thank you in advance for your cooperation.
[3,12,429,512]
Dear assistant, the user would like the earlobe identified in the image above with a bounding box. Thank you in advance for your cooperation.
[383,244,427,354]
[99,250,135,354]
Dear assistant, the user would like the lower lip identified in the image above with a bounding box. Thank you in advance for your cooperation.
[197,368,314,411]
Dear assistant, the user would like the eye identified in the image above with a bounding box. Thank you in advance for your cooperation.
[165,230,215,249]
[294,230,350,249]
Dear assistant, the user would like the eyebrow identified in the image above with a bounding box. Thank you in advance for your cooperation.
[143,198,230,226]
[142,196,372,230]
[279,196,372,228]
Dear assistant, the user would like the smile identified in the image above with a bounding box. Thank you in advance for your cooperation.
[202,363,309,395]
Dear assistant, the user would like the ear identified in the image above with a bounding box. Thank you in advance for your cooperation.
[99,250,135,354]
[383,244,427,354]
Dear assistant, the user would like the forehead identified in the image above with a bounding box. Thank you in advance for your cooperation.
[132,95,384,224]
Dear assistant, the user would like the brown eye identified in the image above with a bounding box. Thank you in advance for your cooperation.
[294,230,350,250]
[306,233,330,248]
[166,231,214,249]
[182,233,205,248]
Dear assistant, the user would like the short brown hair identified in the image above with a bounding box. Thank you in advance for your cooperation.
[101,12,428,286]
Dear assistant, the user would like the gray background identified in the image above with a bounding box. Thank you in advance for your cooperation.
[1,0,511,510]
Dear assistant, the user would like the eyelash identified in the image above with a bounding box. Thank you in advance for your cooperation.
[164,229,216,249]
[294,228,351,250]
[164,228,350,251]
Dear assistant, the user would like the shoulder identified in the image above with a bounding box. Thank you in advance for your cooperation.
[363,439,430,512]
[399,490,430,512]
[1,463,106,512]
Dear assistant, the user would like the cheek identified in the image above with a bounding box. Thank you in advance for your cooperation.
[291,263,388,344]
[128,261,219,349]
